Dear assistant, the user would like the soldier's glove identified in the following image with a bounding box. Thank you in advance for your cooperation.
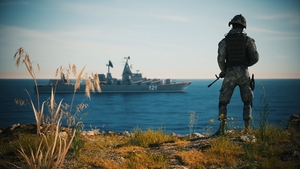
[219,72,226,78]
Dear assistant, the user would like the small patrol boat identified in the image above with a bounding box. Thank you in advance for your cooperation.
[35,57,191,94]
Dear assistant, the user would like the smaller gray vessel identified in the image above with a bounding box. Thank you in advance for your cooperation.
[36,57,191,94]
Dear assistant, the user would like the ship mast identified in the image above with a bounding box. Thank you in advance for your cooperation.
[122,56,132,84]
[106,60,113,84]
[106,60,113,73]
[124,56,130,63]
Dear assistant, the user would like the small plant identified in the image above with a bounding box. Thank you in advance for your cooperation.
[70,112,87,158]
[242,142,258,168]
[225,117,240,131]
[188,111,198,139]
[205,117,240,136]
[255,82,272,144]
[203,118,215,136]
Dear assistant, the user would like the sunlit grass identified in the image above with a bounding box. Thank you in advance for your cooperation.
[78,154,120,169]
[0,133,36,156]
[128,127,175,148]
[205,136,243,167]
[1,123,299,168]
[177,150,207,168]
[124,150,168,169]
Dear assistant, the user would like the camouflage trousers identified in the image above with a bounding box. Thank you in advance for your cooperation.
[219,66,253,121]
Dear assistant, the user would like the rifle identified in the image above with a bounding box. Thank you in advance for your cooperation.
[207,73,255,89]
[207,74,220,88]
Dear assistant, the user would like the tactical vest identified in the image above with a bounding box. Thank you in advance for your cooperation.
[225,33,248,67]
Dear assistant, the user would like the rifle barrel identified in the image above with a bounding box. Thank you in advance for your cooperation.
[207,75,220,88]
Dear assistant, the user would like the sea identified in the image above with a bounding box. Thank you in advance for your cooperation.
[0,79,299,135]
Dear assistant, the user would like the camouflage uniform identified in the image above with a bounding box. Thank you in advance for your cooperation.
[213,14,259,136]
[217,28,259,122]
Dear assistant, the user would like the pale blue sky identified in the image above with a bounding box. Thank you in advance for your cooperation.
[0,0,299,79]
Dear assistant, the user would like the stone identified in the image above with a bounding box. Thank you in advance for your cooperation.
[232,134,256,143]
[192,132,205,138]
[281,149,300,161]
[87,130,95,136]
[287,114,300,132]
[10,123,20,130]
[81,131,87,136]
[92,129,100,135]
[122,131,131,137]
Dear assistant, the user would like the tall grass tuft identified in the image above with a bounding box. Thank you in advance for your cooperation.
[14,48,41,109]
[255,82,272,144]
[13,47,101,168]
[129,127,174,148]
[17,88,74,169]
[70,112,87,159]
[188,111,198,139]
[14,48,42,137]
[206,136,243,167]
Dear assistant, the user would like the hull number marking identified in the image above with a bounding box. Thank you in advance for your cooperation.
[149,85,157,90]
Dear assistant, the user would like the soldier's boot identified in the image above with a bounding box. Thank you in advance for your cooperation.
[243,102,252,134]
[213,102,227,136]
[213,119,226,136]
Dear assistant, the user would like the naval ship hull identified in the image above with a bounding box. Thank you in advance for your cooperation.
[36,82,191,94]
[35,57,191,94]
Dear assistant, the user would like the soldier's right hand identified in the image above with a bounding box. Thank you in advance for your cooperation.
[219,72,226,78]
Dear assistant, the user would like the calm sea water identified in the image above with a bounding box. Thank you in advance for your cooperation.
[0,79,299,135]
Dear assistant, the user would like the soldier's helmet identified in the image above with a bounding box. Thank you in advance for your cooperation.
[228,14,246,29]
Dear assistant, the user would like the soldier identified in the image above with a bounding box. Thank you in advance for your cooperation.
[214,14,259,136]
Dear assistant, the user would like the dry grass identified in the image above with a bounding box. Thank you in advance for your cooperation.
[162,139,190,147]
[123,150,168,169]
[11,47,101,169]
[1,125,300,168]
[114,146,145,157]
[78,155,120,169]
[243,125,299,168]
[17,88,75,169]
[177,150,207,168]
[205,136,243,167]
[175,134,244,168]
[128,127,175,148]
[75,128,173,169]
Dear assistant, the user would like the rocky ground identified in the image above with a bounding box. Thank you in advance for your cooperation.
[1,114,300,169]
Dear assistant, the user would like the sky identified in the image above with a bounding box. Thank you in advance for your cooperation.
[0,0,300,79]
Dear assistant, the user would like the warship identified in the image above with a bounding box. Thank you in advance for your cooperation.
[35,57,191,94]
